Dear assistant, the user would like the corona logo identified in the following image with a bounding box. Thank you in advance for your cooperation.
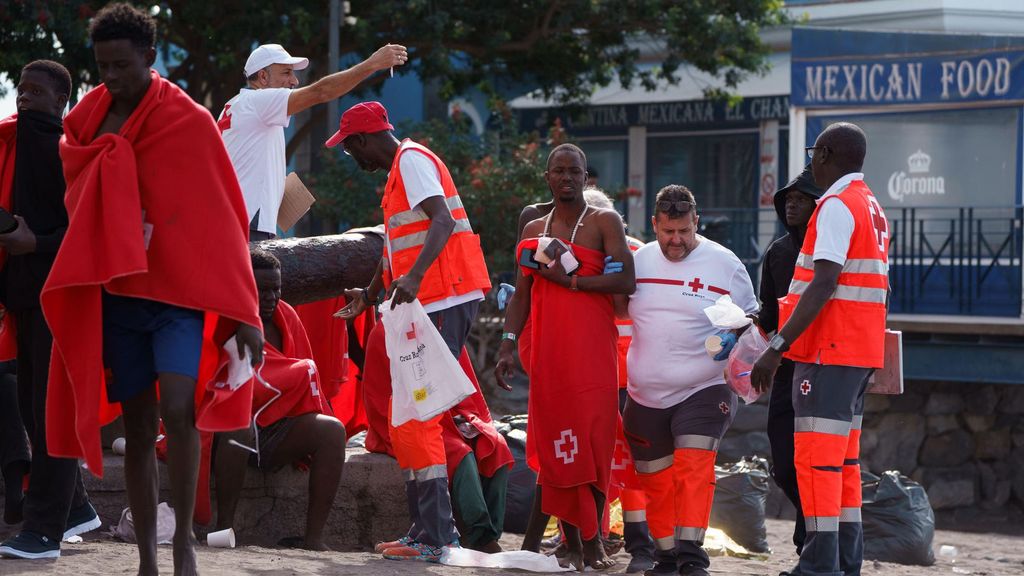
[888,149,944,202]
[907,149,930,173]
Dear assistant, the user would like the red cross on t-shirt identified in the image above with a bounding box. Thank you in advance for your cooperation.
[687,277,705,292]
[406,323,416,340]
[217,104,232,133]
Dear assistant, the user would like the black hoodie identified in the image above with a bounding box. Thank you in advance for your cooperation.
[758,165,822,334]
[0,109,68,311]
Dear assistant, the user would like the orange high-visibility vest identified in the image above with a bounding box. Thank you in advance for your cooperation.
[381,140,491,306]
[779,179,889,368]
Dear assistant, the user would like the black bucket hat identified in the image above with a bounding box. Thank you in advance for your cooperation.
[773,164,823,223]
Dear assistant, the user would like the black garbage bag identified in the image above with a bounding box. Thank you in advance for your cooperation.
[710,456,771,553]
[862,471,935,566]
[496,415,536,534]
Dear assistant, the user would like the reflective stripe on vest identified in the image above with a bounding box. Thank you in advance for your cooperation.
[391,218,475,254]
[617,324,633,337]
[388,195,467,229]
[788,279,888,304]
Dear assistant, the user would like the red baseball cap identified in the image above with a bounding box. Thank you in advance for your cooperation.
[325,101,394,148]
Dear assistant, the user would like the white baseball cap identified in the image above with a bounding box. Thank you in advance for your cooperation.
[244,44,309,77]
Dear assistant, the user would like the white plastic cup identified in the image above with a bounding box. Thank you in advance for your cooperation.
[939,545,958,562]
[112,437,127,455]
[207,528,235,548]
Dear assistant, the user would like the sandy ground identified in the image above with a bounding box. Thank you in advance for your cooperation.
[1,518,1023,576]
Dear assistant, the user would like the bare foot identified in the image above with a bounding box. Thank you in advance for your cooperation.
[172,536,198,576]
[137,562,159,576]
[584,536,616,571]
[544,541,568,558]
[558,548,585,572]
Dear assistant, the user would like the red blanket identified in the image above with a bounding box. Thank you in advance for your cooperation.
[294,296,348,405]
[361,320,512,479]
[194,300,328,524]
[518,238,618,540]
[43,71,260,476]
[0,115,18,361]
[253,301,330,426]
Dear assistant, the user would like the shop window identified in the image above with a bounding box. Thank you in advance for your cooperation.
[646,132,758,210]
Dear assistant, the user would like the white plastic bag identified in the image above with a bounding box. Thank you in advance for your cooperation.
[111,502,175,545]
[382,298,474,426]
[725,326,769,404]
[703,295,753,330]
[441,547,572,572]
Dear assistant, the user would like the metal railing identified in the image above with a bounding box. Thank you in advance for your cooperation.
[679,205,1023,318]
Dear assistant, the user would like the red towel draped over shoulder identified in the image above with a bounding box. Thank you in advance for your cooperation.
[43,71,260,477]
[518,238,618,540]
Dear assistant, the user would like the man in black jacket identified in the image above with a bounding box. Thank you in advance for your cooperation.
[0,60,100,560]
[758,165,821,573]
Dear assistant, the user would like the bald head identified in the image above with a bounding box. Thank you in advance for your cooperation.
[810,122,868,189]
[818,122,866,171]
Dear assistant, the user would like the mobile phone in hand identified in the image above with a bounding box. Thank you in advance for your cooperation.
[519,247,540,269]
[0,208,17,235]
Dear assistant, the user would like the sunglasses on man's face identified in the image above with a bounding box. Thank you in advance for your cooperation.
[657,200,695,213]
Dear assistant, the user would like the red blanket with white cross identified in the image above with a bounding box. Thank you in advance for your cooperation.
[518,238,618,540]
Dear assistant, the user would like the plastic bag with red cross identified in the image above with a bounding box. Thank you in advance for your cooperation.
[725,325,769,405]
[382,297,475,426]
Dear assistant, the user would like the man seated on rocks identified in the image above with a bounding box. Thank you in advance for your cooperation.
[213,248,347,550]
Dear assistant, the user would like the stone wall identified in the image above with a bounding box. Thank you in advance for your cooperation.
[720,380,1024,521]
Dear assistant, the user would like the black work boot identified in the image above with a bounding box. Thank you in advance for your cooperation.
[624,520,656,573]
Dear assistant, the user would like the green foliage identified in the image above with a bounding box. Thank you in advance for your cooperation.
[0,1,101,98]
[309,102,561,274]
[0,0,787,112]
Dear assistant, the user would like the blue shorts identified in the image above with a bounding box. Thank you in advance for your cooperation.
[102,292,204,403]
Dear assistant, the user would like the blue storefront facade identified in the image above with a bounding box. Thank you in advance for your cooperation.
[790,27,1024,383]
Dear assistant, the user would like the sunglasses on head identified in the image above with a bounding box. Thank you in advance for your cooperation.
[657,200,695,213]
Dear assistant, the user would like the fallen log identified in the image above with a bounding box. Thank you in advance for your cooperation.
[259,227,384,306]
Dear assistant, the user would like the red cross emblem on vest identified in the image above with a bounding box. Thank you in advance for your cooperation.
[868,196,888,253]
[719,402,730,415]
[688,277,705,292]
[800,379,812,395]
[406,323,416,340]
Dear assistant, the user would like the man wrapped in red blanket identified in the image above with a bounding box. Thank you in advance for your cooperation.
[41,5,263,575]
[213,249,345,551]
[495,144,636,572]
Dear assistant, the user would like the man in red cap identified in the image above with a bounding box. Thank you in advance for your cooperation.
[219,43,407,241]
[333,101,492,563]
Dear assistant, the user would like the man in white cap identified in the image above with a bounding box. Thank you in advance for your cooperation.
[219,42,407,240]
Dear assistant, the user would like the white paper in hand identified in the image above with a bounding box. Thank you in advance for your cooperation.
[703,294,752,330]
[221,335,253,391]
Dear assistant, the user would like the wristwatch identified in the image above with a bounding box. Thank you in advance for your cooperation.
[768,333,789,353]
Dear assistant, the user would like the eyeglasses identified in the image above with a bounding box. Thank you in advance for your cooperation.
[805,146,830,160]
[656,200,695,214]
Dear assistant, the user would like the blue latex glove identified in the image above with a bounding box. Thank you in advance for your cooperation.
[496,283,516,310]
[603,255,624,274]
[713,331,738,361]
